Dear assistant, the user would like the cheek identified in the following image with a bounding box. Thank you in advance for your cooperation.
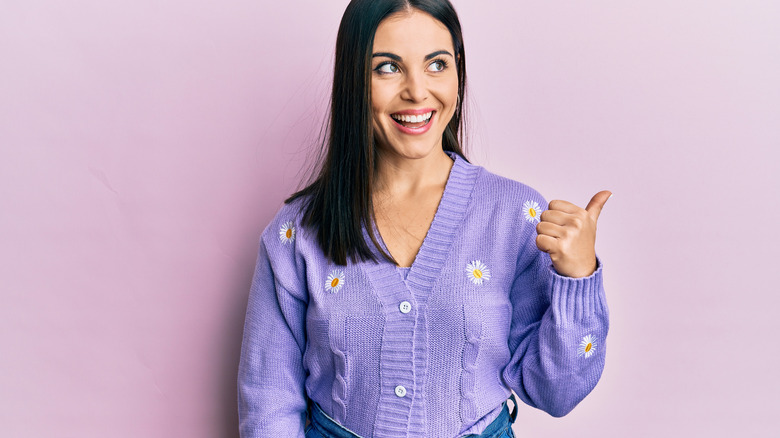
[447,78,460,105]
[370,81,394,113]
[370,102,388,141]
[369,100,384,131]
[371,109,390,139]
[434,90,459,118]
[371,98,386,116]
[434,78,459,107]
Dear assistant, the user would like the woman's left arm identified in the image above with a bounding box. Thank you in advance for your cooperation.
[502,190,612,417]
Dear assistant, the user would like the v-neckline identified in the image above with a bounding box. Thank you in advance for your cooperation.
[375,154,456,270]
[362,151,481,295]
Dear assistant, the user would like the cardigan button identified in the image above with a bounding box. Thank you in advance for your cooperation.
[394,385,407,397]
[399,301,412,314]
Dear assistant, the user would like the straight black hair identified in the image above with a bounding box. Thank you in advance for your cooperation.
[286,0,468,266]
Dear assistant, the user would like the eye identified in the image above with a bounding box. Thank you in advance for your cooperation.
[375,62,399,74]
[428,59,448,72]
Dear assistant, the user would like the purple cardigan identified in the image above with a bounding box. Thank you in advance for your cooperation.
[238,153,609,437]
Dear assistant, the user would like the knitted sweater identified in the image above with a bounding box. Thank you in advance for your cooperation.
[237,152,609,438]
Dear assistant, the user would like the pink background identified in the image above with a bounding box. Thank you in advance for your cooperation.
[2,1,779,436]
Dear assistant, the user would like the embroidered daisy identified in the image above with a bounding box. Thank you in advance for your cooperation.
[523,200,542,224]
[325,270,345,293]
[279,221,296,244]
[465,260,491,285]
[577,334,597,358]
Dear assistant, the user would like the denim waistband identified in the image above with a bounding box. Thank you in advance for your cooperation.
[462,394,517,438]
[308,394,517,438]
[308,401,362,438]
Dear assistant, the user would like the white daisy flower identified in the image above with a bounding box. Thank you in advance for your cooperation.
[465,260,491,285]
[325,270,345,293]
[523,200,542,224]
[279,221,296,244]
[577,334,597,358]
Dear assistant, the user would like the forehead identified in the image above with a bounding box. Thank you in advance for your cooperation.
[373,10,454,55]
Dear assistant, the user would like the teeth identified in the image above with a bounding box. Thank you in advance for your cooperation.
[391,111,433,123]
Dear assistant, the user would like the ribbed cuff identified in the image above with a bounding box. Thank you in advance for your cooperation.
[548,256,607,325]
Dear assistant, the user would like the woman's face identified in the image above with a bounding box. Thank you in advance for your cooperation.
[370,10,459,160]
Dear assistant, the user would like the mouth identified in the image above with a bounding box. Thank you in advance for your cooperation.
[390,110,436,134]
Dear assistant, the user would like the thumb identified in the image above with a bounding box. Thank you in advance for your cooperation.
[585,190,612,220]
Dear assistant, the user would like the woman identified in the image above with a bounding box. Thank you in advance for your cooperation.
[238,1,611,437]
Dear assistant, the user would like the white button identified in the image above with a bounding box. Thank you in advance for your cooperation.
[394,385,407,397]
[399,301,412,314]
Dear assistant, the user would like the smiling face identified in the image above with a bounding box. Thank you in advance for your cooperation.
[370,10,459,160]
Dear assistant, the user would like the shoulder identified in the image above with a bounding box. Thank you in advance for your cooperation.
[455,159,550,263]
[255,195,317,295]
[262,198,302,238]
[466,161,550,214]
[260,196,309,246]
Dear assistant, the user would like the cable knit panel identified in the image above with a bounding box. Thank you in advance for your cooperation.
[459,301,482,423]
[303,319,335,413]
[331,347,348,422]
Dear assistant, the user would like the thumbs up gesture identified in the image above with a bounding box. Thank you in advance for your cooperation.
[535,190,612,278]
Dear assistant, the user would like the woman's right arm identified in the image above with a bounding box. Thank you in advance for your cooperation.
[238,234,308,437]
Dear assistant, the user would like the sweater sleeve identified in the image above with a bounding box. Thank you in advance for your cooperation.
[501,195,609,418]
[238,234,308,437]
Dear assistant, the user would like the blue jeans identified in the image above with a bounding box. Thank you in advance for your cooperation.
[305,395,517,438]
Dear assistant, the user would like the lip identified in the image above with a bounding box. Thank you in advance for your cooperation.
[390,110,436,135]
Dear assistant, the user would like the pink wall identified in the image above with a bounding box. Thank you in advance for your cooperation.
[2,1,778,436]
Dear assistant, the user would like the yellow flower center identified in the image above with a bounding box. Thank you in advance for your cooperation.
[286,228,293,239]
[331,278,340,288]
[473,269,482,279]
[529,208,536,217]
[585,343,592,352]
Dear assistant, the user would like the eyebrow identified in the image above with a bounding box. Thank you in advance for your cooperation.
[372,50,454,62]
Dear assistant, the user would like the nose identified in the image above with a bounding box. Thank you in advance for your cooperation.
[400,70,428,102]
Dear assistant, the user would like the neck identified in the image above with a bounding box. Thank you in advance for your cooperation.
[374,148,454,197]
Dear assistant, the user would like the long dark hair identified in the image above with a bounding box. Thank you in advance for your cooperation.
[286,0,468,266]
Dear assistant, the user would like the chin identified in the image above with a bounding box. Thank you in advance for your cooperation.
[383,141,442,160]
